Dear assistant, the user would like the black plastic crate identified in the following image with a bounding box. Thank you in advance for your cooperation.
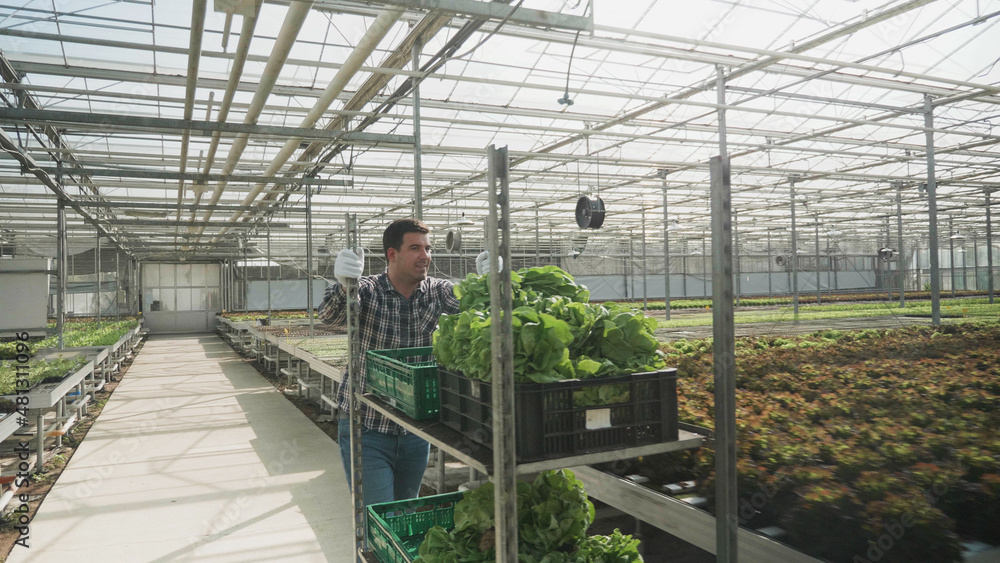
[437,367,678,462]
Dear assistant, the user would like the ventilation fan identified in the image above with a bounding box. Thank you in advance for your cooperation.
[575,195,606,229]
[878,247,895,261]
[445,230,461,252]
[775,255,791,266]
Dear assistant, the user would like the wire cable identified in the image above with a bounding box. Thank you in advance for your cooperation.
[558,31,581,106]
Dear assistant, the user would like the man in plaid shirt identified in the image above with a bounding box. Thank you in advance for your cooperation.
[320,218,494,505]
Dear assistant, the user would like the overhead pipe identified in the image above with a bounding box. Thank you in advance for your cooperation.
[174,0,207,217]
[214,7,405,236]
[246,12,459,226]
[289,12,452,169]
[191,1,314,243]
[189,0,263,216]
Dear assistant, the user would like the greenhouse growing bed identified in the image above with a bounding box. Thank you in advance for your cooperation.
[606,320,1000,563]
[0,318,145,514]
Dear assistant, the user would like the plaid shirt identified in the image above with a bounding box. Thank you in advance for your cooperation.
[319,272,459,434]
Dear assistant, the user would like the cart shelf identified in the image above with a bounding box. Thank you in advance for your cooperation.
[361,393,707,476]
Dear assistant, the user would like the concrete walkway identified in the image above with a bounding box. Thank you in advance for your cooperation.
[8,334,355,563]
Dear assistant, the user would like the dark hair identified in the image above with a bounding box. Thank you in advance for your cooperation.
[382,218,430,256]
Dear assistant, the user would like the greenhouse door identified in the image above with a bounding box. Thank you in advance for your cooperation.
[141,262,221,334]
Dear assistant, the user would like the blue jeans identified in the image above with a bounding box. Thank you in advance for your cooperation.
[337,419,430,506]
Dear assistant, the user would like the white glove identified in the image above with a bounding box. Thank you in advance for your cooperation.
[475,250,502,275]
[335,248,364,286]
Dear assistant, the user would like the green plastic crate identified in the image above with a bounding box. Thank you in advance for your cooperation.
[367,491,463,563]
[366,346,440,420]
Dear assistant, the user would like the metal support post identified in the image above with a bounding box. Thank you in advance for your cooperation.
[56,399,64,447]
[682,251,688,298]
[243,242,249,313]
[96,232,102,326]
[714,64,737,563]
[790,178,799,319]
[949,217,956,298]
[924,95,942,325]
[627,234,633,300]
[662,173,671,320]
[896,183,906,307]
[136,259,142,315]
[702,238,708,298]
[886,216,892,302]
[827,233,833,298]
[487,145,517,562]
[57,199,66,349]
[231,259,236,311]
[833,239,839,292]
[115,251,120,318]
[962,239,968,291]
[766,229,772,297]
[641,208,648,311]
[973,236,979,291]
[412,39,423,220]
[987,188,995,304]
[267,223,272,320]
[344,213,364,560]
[132,259,137,315]
[814,221,821,305]
[711,155,737,563]
[306,181,315,336]
[35,410,44,469]
[534,203,540,266]
[222,260,228,312]
[220,260,224,312]
[733,209,741,306]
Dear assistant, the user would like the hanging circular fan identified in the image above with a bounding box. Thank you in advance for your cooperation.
[575,195,606,229]
[445,230,462,252]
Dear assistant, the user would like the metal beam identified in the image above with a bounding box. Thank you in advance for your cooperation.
[0,126,134,256]
[573,466,822,563]
[320,0,593,31]
[73,200,303,212]
[130,241,245,248]
[41,166,354,186]
[0,107,414,146]
[105,219,287,228]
